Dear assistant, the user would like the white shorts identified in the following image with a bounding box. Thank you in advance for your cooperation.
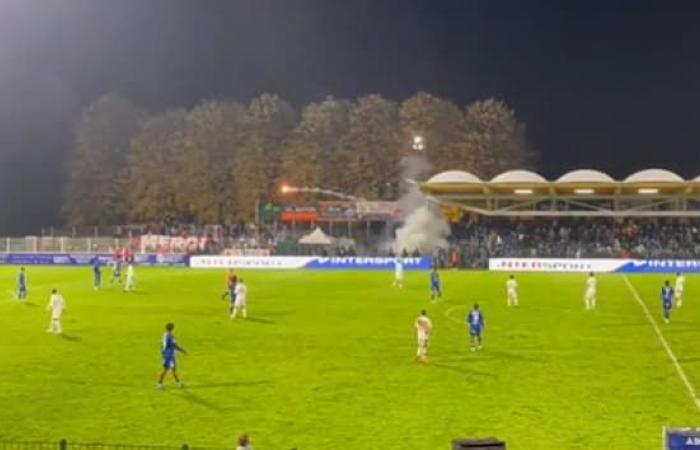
[675,289,684,298]
[417,336,428,348]
[585,290,596,301]
[234,299,247,308]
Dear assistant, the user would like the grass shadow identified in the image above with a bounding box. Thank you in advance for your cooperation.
[594,322,646,329]
[476,350,543,363]
[677,357,700,364]
[244,317,276,325]
[186,380,272,390]
[60,333,82,342]
[175,389,223,412]
[430,361,495,378]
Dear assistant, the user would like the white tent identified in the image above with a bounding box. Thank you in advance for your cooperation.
[298,227,335,246]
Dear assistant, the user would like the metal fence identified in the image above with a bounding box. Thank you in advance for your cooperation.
[0,237,130,253]
[0,441,228,450]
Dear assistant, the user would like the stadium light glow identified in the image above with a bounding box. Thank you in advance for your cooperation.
[412,135,425,151]
[574,188,595,194]
[514,188,533,195]
[638,188,659,194]
[279,184,357,200]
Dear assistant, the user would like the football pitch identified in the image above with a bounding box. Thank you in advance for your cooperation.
[1,267,699,449]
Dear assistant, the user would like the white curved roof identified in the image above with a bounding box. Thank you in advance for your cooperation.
[556,169,614,184]
[490,170,547,184]
[426,170,482,184]
[624,169,685,183]
[691,175,700,183]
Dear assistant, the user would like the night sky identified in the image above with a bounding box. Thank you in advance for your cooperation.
[1,0,700,233]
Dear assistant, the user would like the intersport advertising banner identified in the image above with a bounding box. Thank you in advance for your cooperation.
[189,255,432,271]
[489,258,700,273]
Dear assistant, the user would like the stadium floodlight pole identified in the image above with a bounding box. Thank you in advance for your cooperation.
[280,185,358,201]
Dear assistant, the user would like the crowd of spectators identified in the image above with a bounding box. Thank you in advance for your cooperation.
[447,218,700,268]
[59,217,700,265]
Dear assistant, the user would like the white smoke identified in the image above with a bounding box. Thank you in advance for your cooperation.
[393,154,450,256]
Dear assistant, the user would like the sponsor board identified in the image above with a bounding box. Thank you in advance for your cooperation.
[304,256,429,270]
[189,255,432,270]
[665,427,700,449]
[138,234,210,253]
[490,258,700,273]
[190,256,312,270]
[0,253,188,267]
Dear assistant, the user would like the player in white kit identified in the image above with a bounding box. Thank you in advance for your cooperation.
[46,289,66,334]
[393,259,404,288]
[124,263,135,292]
[585,272,597,310]
[231,279,248,319]
[506,274,518,307]
[414,310,432,363]
[675,272,686,308]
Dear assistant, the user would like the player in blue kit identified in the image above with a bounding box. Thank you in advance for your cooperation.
[92,258,102,290]
[430,268,442,302]
[467,303,485,351]
[662,280,674,324]
[17,267,27,301]
[157,322,186,390]
[110,259,122,285]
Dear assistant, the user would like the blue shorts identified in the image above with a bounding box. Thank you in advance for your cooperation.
[18,285,26,293]
[431,283,441,292]
[664,302,673,311]
[162,357,176,370]
[470,327,482,337]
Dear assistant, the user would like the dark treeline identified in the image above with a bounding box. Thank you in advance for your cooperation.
[64,92,535,226]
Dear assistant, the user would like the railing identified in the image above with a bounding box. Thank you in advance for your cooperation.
[0,237,131,253]
[0,441,227,450]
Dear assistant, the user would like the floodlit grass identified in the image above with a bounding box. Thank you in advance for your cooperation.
[0,267,699,449]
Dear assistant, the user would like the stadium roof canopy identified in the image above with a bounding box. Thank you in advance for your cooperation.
[420,168,700,217]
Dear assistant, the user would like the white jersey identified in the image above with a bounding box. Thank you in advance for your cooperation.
[395,261,404,279]
[234,283,247,306]
[415,316,432,341]
[676,276,685,293]
[47,294,65,318]
[586,277,597,293]
[507,279,518,293]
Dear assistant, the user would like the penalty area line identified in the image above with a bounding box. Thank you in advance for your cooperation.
[623,275,700,414]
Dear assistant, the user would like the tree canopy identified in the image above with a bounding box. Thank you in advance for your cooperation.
[65,92,535,224]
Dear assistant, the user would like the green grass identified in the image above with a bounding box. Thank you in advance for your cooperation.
[0,267,699,449]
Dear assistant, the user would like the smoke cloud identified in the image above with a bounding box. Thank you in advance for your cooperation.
[393,154,450,255]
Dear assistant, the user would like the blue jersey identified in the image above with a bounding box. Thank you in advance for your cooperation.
[467,310,484,335]
[93,261,101,276]
[662,286,674,308]
[430,271,440,287]
[162,332,178,363]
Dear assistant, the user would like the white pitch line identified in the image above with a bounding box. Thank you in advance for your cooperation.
[443,305,467,325]
[623,275,700,414]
